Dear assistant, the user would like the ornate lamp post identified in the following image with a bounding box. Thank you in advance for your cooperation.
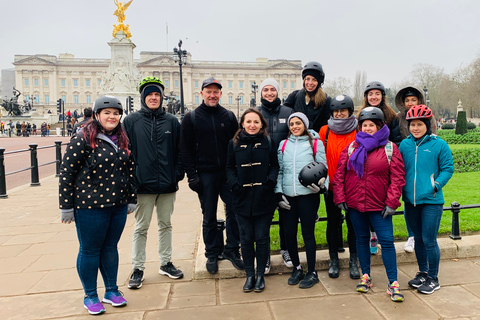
[251,81,258,106]
[423,86,429,107]
[173,40,187,118]
[235,96,241,119]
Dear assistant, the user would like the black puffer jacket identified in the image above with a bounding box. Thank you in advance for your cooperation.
[59,131,136,210]
[180,102,238,178]
[284,89,331,132]
[123,104,184,194]
[258,99,293,149]
[226,133,279,217]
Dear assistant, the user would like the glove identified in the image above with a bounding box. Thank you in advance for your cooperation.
[127,203,137,213]
[306,177,326,194]
[231,183,242,194]
[278,194,291,210]
[61,208,74,224]
[337,202,348,213]
[381,206,396,219]
[188,175,203,195]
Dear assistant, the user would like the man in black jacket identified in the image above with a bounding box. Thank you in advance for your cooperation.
[180,77,244,274]
[123,77,185,289]
[72,107,93,134]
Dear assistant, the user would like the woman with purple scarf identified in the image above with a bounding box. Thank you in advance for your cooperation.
[332,107,406,303]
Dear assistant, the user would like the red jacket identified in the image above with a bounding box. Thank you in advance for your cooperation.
[332,142,405,212]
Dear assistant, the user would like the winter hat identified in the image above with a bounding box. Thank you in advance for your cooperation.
[288,112,309,129]
[302,68,322,83]
[259,78,280,94]
[144,84,162,97]
[408,118,432,135]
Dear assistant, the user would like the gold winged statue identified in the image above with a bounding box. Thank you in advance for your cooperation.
[113,0,133,38]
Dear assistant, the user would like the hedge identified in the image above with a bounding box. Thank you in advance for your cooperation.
[452,148,480,172]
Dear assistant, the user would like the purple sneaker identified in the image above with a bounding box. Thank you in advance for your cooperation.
[84,296,105,315]
[103,290,127,307]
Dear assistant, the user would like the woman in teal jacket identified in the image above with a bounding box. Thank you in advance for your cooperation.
[399,105,453,295]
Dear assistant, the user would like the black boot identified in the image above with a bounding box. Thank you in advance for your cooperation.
[349,253,360,279]
[243,276,255,292]
[329,252,339,278]
[254,275,265,292]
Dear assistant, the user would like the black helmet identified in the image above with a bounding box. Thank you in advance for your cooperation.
[358,106,384,123]
[330,95,354,114]
[93,95,123,115]
[298,161,328,187]
[302,61,325,84]
[364,81,386,95]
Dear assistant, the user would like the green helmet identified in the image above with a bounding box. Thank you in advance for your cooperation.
[139,76,165,93]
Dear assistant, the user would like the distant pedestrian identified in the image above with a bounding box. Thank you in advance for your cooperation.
[72,107,93,135]
[59,96,136,315]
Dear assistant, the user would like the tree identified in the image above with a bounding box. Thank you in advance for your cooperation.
[353,70,367,106]
[323,76,352,98]
[456,111,467,135]
[409,63,445,117]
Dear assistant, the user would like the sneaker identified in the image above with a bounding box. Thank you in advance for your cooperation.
[356,274,372,293]
[84,296,105,315]
[370,237,378,255]
[404,237,415,253]
[408,271,428,288]
[265,256,271,274]
[159,262,184,279]
[223,251,245,270]
[206,257,218,274]
[281,250,294,268]
[387,281,405,302]
[417,277,440,294]
[128,268,144,289]
[288,266,305,285]
[299,271,319,289]
[102,290,127,307]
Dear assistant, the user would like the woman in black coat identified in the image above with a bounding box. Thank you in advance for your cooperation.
[226,108,279,293]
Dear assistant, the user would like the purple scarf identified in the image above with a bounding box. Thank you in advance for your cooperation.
[347,125,390,178]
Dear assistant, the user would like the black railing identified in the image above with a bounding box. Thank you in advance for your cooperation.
[0,141,63,198]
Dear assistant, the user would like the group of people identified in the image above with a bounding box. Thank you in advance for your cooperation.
[59,62,454,315]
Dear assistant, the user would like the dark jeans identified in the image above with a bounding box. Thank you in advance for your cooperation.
[198,171,240,258]
[236,213,273,277]
[324,191,356,254]
[278,207,287,251]
[349,208,397,283]
[74,205,127,298]
[405,203,443,279]
[281,193,320,272]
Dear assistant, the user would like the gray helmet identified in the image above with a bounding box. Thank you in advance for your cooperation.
[93,95,123,115]
[364,81,386,95]
[330,95,354,114]
[358,106,384,123]
[302,61,325,84]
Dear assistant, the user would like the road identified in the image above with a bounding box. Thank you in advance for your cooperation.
[0,135,71,192]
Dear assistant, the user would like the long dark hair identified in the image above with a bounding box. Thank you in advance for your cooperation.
[83,117,130,155]
[233,108,268,145]
[357,95,397,125]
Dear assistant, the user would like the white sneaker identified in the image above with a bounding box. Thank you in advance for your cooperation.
[404,237,415,253]
[281,250,294,268]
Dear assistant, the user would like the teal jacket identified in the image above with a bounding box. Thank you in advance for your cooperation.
[399,134,454,206]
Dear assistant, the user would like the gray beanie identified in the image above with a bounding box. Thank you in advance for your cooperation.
[259,78,280,94]
[288,112,309,129]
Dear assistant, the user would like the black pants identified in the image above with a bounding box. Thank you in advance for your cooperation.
[281,193,320,272]
[278,208,287,251]
[197,171,240,258]
[236,213,273,277]
[325,191,356,254]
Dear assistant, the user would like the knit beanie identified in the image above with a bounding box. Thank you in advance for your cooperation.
[302,69,323,83]
[288,112,309,129]
[144,84,162,97]
[407,118,432,135]
[259,78,280,94]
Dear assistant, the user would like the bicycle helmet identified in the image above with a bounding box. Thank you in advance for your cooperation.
[358,106,384,123]
[406,104,433,120]
[298,161,328,187]
[138,76,165,93]
[364,81,386,95]
[93,95,123,115]
[302,61,325,84]
[330,95,354,114]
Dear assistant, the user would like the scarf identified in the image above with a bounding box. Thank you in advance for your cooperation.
[327,115,358,135]
[348,124,390,179]
[261,97,281,110]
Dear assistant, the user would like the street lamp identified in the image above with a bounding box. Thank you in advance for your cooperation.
[173,40,187,118]
[423,86,429,107]
[251,81,258,107]
[235,96,241,119]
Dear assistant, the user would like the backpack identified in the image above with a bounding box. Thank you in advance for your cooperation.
[347,141,393,165]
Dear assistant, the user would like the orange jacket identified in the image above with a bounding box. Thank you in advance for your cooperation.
[319,125,357,182]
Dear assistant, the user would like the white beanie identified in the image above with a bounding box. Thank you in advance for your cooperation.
[259,78,280,94]
[288,112,309,129]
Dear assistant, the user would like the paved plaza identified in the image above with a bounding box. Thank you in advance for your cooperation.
[1,175,480,319]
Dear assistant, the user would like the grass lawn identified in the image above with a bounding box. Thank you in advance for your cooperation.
[269,171,480,252]
[449,144,480,150]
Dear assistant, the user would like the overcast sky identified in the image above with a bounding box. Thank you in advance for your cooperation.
[1,0,479,88]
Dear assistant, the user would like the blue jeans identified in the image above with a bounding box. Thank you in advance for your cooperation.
[75,205,127,298]
[236,213,273,277]
[404,203,443,279]
[349,209,397,283]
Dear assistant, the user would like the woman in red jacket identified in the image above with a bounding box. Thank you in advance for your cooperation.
[332,107,406,302]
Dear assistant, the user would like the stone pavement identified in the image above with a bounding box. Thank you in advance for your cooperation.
[2,175,480,319]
